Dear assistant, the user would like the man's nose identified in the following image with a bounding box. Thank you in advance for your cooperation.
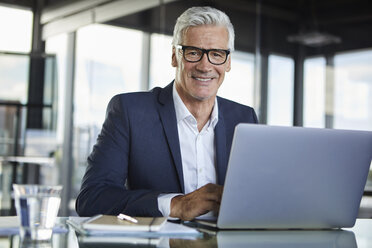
[196,52,212,71]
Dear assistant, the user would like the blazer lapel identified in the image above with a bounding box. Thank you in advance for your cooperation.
[215,109,228,185]
[157,83,185,193]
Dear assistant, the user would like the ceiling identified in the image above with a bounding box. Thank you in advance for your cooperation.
[1,0,371,57]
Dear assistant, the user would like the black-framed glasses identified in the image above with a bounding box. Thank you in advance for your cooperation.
[176,45,230,65]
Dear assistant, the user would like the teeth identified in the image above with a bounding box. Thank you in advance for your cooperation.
[195,77,212,81]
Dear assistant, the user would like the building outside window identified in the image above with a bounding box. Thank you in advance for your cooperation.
[267,54,294,126]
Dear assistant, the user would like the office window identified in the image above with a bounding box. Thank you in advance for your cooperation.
[0,5,33,104]
[303,51,372,131]
[0,6,32,164]
[303,57,326,128]
[149,34,174,89]
[0,54,29,103]
[267,55,294,126]
[334,50,372,131]
[75,24,143,127]
[0,6,32,52]
[218,51,255,107]
[72,24,143,203]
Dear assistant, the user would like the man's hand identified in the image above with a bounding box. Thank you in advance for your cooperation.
[169,183,223,221]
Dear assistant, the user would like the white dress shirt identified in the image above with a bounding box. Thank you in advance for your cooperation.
[157,83,219,217]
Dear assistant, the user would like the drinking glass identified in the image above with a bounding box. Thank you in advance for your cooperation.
[13,184,63,241]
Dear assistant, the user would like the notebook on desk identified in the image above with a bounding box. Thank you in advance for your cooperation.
[67,215,200,237]
[196,124,372,229]
[67,215,167,236]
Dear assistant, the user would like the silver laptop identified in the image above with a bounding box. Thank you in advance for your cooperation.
[197,124,372,229]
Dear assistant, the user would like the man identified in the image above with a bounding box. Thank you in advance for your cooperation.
[76,6,258,221]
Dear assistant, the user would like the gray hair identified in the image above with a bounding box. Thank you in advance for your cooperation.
[172,6,235,51]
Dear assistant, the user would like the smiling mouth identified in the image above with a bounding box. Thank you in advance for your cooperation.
[193,77,214,82]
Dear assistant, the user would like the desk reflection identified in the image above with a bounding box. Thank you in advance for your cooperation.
[78,236,160,248]
[19,240,52,248]
[0,229,357,248]
[168,230,356,248]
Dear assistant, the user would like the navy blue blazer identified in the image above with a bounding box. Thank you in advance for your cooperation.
[76,82,258,217]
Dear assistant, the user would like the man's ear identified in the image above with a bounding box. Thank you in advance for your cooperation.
[171,47,178,67]
[225,56,231,72]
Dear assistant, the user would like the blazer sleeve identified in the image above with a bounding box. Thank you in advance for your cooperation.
[75,95,163,217]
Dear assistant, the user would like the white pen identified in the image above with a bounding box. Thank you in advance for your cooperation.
[117,213,138,223]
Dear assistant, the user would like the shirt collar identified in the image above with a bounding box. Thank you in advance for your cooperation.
[173,83,192,123]
[172,83,219,129]
[209,97,219,129]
